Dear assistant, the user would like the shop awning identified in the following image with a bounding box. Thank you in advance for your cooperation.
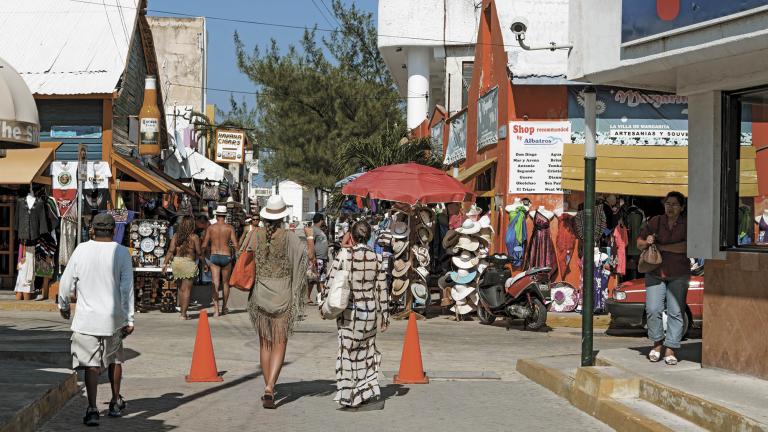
[455,157,497,183]
[0,143,60,184]
[112,153,198,197]
[561,144,758,197]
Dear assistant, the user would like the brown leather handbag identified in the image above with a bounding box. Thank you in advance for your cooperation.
[638,218,663,273]
[229,231,255,291]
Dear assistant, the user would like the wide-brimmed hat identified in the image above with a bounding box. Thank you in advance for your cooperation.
[450,284,475,301]
[417,207,434,227]
[411,282,428,301]
[442,230,460,249]
[477,245,489,259]
[479,227,493,245]
[456,235,480,252]
[260,195,291,220]
[392,238,409,258]
[452,250,479,269]
[377,232,393,247]
[392,277,409,296]
[456,219,480,235]
[414,265,429,281]
[437,273,454,290]
[466,204,482,217]
[451,301,476,315]
[412,245,430,267]
[416,225,433,244]
[391,221,410,239]
[391,259,411,277]
[215,205,228,216]
[449,269,477,284]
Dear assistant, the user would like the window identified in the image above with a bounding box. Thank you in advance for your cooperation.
[721,87,768,250]
[461,62,474,108]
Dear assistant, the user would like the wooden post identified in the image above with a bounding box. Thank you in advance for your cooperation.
[102,97,116,205]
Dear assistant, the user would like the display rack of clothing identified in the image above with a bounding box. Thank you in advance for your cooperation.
[556,213,577,279]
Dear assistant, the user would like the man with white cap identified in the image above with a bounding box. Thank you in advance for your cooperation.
[202,205,239,316]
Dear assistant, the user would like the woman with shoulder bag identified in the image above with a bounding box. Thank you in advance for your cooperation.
[637,191,689,366]
[247,196,309,409]
[324,220,390,410]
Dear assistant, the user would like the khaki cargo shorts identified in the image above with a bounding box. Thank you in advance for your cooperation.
[71,332,124,369]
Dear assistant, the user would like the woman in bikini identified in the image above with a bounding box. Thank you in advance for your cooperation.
[162,215,202,320]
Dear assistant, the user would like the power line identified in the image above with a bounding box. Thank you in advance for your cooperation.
[169,82,424,100]
[310,0,336,29]
[64,0,518,48]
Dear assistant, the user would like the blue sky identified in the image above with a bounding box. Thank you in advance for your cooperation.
[149,0,378,116]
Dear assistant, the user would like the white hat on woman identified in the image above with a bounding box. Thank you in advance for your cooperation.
[260,195,291,220]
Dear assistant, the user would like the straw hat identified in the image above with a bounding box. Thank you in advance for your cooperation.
[437,273,454,290]
[215,205,228,216]
[392,239,409,258]
[456,219,480,235]
[392,277,409,296]
[260,195,291,220]
[466,204,482,217]
[416,225,433,244]
[414,265,429,282]
[450,299,476,315]
[452,250,479,269]
[412,245,430,267]
[479,227,493,245]
[411,282,428,301]
[391,221,410,239]
[442,230,460,249]
[417,207,434,227]
[450,284,475,301]
[456,235,480,252]
[391,259,411,277]
[449,269,477,284]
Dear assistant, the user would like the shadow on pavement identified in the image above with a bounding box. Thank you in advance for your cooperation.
[629,341,702,363]
[274,380,410,408]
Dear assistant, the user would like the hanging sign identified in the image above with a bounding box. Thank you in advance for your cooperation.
[430,121,444,158]
[215,129,245,164]
[508,121,570,194]
[477,86,499,151]
[443,111,467,165]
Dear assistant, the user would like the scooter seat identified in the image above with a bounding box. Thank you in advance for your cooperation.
[526,267,551,275]
[505,271,528,288]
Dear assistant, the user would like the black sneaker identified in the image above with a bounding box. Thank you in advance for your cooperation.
[83,407,100,426]
[108,396,127,417]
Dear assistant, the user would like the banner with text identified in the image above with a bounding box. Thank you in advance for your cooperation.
[508,121,569,194]
[477,86,499,151]
[431,121,444,158]
[444,112,467,165]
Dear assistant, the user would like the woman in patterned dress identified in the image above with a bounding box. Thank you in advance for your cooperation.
[326,220,390,409]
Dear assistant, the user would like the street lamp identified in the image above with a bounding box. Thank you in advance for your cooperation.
[581,86,597,367]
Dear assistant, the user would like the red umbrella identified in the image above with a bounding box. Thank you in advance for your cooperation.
[341,163,474,205]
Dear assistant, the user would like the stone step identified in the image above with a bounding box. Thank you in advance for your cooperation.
[609,397,708,432]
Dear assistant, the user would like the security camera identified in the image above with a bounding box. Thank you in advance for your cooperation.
[510,18,528,36]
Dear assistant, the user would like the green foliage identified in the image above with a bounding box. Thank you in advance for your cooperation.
[229,0,404,189]
[335,126,443,176]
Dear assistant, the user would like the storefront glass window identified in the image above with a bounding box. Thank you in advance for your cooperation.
[721,87,768,250]
[462,62,473,108]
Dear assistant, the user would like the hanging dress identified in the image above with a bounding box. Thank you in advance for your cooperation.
[757,215,768,245]
[525,211,557,272]
[613,225,628,275]
[555,213,577,279]
[505,206,528,268]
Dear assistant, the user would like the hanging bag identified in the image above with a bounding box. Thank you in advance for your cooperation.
[229,230,255,292]
[320,248,353,319]
[638,218,663,273]
[201,181,218,201]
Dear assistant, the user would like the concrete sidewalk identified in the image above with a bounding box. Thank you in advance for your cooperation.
[517,344,768,431]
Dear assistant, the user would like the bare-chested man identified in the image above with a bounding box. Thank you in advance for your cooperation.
[201,206,238,316]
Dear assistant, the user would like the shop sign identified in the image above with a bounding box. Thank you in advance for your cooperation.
[430,121,444,158]
[508,121,570,194]
[215,129,245,164]
[0,119,39,146]
[568,86,689,146]
[622,0,768,43]
[477,86,499,151]
[444,111,467,165]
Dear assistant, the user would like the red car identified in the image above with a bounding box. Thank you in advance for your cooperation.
[606,276,704,337]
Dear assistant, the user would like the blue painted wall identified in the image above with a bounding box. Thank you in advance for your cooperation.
[36,99,104,160]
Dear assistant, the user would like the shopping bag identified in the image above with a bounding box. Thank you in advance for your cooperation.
[229,250,255,292]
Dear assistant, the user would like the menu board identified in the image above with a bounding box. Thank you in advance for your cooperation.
[508,121,570,194]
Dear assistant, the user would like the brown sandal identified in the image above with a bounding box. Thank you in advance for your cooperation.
[261,393,276,409]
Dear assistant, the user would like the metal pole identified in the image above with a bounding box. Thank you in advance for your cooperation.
[581,86,597,367]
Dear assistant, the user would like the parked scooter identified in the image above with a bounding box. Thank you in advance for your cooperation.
[476,254,550,330]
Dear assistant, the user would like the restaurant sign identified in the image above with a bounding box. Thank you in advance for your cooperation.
[477,86,499,151]
[444,111,467,165]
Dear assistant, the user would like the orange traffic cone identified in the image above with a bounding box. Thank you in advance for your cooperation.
[393,312,429,384]
[185,309,223,382]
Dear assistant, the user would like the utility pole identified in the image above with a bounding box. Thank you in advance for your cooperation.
[581,86,597,367]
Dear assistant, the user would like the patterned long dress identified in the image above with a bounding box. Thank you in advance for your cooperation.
[525,211,557,273]
[326,244,390,408]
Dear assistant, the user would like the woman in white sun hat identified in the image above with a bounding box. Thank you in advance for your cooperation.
[247,195,309,409]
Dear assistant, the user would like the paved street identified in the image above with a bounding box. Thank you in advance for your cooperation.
[0,308,683,431]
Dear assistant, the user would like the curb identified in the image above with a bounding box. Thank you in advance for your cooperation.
[0,372,79,432]
[0,301,64,313]
[546,313,610,329]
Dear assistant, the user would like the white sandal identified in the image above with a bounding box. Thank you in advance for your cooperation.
[648,350,661,362]
[664,355,678,365]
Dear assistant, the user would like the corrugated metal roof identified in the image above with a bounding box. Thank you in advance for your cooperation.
[0,0,139,95]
